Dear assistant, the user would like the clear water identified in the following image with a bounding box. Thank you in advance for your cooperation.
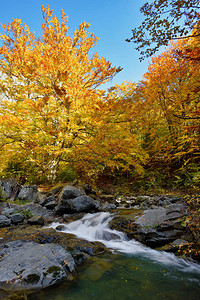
[29,212,200,300]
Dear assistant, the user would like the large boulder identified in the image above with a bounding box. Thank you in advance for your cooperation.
[55,185,84,215]
[0,215,11,227]
[18,185,41,202]
[11,213,24,224]
[69,196,96,212]
[0,179,19,200]
[28,215,45,225]
[0,240,75,292]
[133,204,189,247]
[60,185,83,200]
[56,195,96,215]
[10,203,52,218]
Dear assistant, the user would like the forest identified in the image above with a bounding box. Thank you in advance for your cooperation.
[0,4,199,195]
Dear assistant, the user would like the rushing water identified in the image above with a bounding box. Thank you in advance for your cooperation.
[29,212,200,300]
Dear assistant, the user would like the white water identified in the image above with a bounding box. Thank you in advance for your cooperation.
[48,212,200,274]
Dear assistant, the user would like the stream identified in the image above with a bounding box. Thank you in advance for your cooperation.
[29,212,200,300]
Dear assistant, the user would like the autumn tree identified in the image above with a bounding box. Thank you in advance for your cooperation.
[126,0,200,59]
[72,82,148,181]
[132,34,200,183]
[0,6,121,182]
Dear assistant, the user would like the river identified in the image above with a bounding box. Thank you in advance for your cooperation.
[29,212,200,300]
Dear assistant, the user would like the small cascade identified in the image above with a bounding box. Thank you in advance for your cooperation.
[49,212,200,274]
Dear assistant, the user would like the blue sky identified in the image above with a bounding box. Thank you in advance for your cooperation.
[0,0,149,88]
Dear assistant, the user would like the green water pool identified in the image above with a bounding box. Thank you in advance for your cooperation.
[29,252,200,300]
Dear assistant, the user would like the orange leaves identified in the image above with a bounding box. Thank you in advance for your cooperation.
[0,6,122,180]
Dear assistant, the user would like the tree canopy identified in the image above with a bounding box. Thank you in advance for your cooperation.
[126,0,200,59]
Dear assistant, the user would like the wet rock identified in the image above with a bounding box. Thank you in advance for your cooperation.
[56,225,66,231]
[109,216,138,239]
[70,249,88,266]
[158,239,190,252]
[28,215,45,225]
[0,240,75,292]
[0,215,11,227]
[11,213,24,224]
[0,226,108,257]
[63,213,85,223]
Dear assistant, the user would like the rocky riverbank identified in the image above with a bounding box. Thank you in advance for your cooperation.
[0,179,199,299]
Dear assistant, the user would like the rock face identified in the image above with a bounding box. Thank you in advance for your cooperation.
[69,196,96,212]
[18,185,40,202]
[28,215,45,225]
[56,195,96,215]
[11,213,24,224]
[134,204,190,247]
[60,185,83,200]
[56,186,85,215]
[0,240,75,291]
[0,179,19,200]
[0,215,11,227]
[10,203,52,218]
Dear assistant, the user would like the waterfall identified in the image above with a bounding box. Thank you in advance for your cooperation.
[48,212,200,274]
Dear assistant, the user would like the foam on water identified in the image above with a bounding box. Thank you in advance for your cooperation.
[48,212,200,274]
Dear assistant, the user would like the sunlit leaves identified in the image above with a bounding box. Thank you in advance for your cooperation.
[0,6,121,181]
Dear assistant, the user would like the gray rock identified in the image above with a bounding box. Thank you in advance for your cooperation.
[10,203,52,218]
[100,203,116,211]
[56,190,95,215]
[55,186,84,215]
[159,199,172,207]
[45,201,56,210]
[60,185,83,201]
[18,185,40,202]
[0,179,19,200]
[135,208,167,228]
[70,196,96,212]
[28,215,45,225]
[11,213,24,224]
[134,205,188,248]
[40,196,56,207]
[141,201,150,209]
[166,203,186,214]
[0,215,11,227]
[2,208,15,218]
[56,225,66,231]
[0,240,75,291]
